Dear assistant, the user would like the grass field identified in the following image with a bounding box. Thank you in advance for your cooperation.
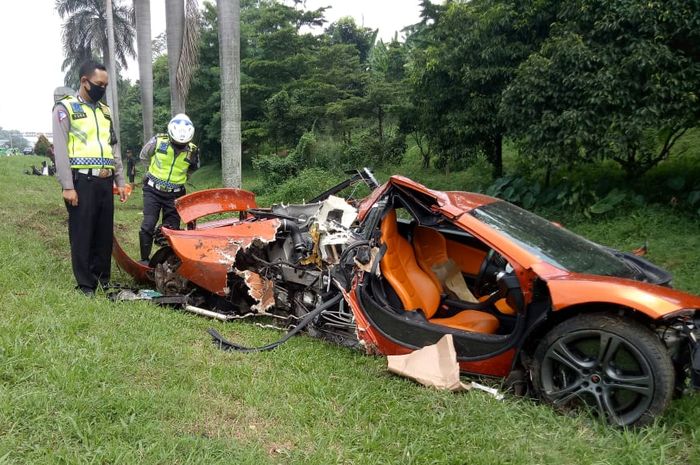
[1,154,699,464]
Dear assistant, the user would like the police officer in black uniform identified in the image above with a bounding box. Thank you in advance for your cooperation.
[52,61,129,295]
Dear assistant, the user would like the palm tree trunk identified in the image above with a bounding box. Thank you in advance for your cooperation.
[105,0,121,153]
[218,0,242,188]
[134,0,154,142]
[166,0,185,115]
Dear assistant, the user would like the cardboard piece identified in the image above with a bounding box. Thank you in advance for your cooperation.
[387,334,505,399]
[387,334,470,392]
[431,259,478,303]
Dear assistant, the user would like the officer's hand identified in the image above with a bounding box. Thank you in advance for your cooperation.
[63,189,78,207]
[118,186,128,203]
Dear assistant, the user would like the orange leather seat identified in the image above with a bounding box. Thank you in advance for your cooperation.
[379,210,499,334]
[416,226,516,317]
[412,226,449,290]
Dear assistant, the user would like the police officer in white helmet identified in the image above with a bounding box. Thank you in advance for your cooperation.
[138,114,199,264]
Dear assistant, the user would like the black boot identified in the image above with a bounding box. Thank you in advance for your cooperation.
[139,230,153,262]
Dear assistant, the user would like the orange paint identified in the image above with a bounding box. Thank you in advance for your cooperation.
[175,188,257,224]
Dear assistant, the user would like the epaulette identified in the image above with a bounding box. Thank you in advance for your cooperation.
[53,94,76,110]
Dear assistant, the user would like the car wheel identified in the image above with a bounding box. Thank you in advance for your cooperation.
[532,313,674,427]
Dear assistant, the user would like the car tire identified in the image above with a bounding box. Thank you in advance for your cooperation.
[531,312,674,427]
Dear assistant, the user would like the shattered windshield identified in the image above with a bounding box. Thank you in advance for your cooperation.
[471,201,637,278]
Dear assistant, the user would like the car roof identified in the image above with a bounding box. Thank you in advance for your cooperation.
[388,175,499,212]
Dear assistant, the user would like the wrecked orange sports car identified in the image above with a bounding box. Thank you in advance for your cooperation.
[114,169,700,427]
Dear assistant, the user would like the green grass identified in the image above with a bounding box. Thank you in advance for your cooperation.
[1,155,699,464]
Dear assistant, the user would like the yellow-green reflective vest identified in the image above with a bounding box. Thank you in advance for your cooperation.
[147,136,195,187]
[60,95,114,169]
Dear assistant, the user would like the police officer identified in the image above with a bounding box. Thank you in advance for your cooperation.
[53,60,129,296]
[138,114,199,263]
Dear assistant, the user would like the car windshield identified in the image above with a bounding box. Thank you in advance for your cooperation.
[471,201,637,278]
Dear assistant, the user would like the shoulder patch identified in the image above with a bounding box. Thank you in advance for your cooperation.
[71,101,87,120]
[157,141,170,153]
[57,109,68,122]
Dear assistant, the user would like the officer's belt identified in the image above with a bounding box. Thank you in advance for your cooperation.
[147,178,183,193]
[74,168,113,178]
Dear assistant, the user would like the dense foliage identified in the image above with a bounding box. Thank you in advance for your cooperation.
[115,0,700,195]
[503,0,700,178]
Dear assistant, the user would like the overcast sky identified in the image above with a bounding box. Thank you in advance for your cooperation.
[0,0,426,135]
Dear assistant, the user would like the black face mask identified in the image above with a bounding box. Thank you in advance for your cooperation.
[85,80,106,102]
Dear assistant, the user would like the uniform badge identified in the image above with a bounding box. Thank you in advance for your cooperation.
[70,102,87,120]
[57,109,68,122]
[158,141,170,153]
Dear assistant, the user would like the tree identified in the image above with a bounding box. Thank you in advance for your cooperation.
[0,128,29,150]
[502,0,700,178]
[105,0,121,157]
[56,0,135,87]
[134,0,154,142]
[34,135,52,157]
[218,0,242,188]
[409,0,557,177]
[165,0,200,115]
[118,78,144,153]
[327,17,377,64]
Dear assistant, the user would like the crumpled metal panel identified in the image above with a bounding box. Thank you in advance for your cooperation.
[163,219,280,296]
[112,236,152,283]
[175,188,257,224]
[236,270,275,312]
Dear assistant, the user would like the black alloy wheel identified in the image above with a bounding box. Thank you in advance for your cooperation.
[532,313,674,427]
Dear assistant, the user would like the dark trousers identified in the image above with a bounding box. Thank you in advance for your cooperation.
[127,159,136,183]
[139,184,185,260]
[65,173,114,291]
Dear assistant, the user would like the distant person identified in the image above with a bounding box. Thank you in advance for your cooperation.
[53,60,129,296]
[138,114,199,264]
[126,149,137,184]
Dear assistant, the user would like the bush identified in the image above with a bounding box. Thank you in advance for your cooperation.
[341,128,406,169]
[252,152,298,190]
[259,168,345,205]
[485,175,645,217]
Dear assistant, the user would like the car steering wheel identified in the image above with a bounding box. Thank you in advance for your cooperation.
[475,249,501,296]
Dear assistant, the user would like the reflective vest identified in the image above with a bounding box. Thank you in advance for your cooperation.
[59,95,114,169]
[146,135,195,188]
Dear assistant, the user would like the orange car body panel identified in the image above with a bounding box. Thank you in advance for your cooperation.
[544,274,700,318]
[175,188,257,224]
[112,235,151,283]
[163,219,280,296]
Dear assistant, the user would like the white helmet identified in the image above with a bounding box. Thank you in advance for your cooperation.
[167,113,195,144]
